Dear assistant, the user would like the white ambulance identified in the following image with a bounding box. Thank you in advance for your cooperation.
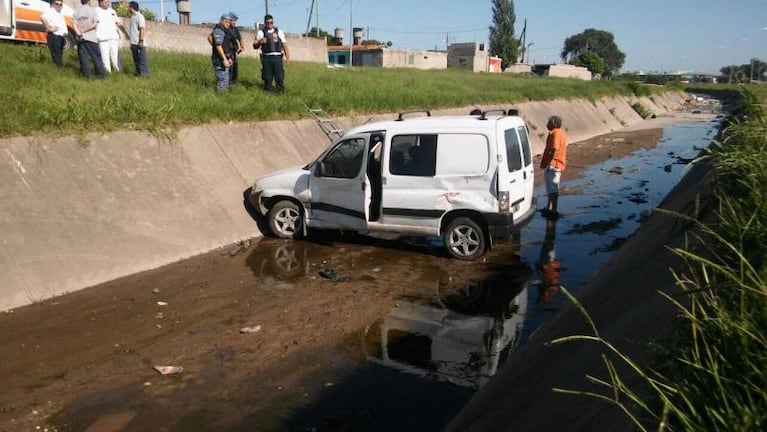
[0,0,75,44]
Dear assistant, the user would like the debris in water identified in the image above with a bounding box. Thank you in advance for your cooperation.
[153,365,184,375]
[240,325,262,334]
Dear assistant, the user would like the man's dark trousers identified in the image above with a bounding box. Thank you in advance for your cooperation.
[77,40,106,79]
[46,32,66,67]
[262,54,284,91]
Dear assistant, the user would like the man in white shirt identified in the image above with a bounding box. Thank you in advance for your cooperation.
[40,0,70,67]
[95,0,121,72]
[253,14,290,92]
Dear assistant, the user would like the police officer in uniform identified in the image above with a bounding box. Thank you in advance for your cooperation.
[210,13,234,92]
[253,14,290,92]
[227,12,243,85]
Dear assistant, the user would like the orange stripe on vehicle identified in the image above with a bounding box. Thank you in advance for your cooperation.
[15,29,47,42]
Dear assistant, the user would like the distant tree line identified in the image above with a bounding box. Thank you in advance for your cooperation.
[719,59,767,83]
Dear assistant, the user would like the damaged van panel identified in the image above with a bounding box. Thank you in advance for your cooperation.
[249,109,536,260]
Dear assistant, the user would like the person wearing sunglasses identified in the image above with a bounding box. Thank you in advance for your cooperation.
[40,1,71,67]
[253,14,290,93]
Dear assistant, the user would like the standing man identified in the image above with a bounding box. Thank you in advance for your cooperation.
[126,1,148,77]
[539,115,568,218]
[40,0,70,67]
[74,0,105,79]
[227,12,243,85]
[210,13,234,92]
[96,0,121,73]
[253,14,290,92]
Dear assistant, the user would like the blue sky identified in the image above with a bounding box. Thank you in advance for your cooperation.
[144,0,766,74]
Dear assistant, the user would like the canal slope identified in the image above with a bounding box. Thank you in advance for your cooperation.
[0,92,688,311]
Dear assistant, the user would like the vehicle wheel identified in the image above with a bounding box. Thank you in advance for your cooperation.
[443,217,486,260]
[267,201,303,239]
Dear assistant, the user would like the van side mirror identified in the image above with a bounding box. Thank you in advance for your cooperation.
[316,162,327,177]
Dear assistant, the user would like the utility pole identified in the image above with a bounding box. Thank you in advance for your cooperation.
[265,0,269,16]
[348,0,353,67]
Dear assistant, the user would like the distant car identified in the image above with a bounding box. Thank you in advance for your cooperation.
[248,109,536,260]
[0,0,76,45]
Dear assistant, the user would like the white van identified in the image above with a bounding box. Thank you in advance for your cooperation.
[248,109,536,260]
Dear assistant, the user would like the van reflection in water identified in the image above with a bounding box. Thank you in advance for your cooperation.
[362,270,529,390]
[245,236,531,389]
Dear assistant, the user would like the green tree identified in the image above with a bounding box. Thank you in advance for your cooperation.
[488,0,519,70]
[561,28,625,77]
[114,2,156,21]
[305,27,346,46]
[569,50,605,76]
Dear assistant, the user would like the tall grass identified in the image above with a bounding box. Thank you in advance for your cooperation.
[1,41,659,137]
[551,89,767,431]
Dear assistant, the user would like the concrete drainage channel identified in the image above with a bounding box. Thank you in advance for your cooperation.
[0,92,691,312]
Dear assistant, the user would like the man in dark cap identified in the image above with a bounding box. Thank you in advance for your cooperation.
[227,12,243,84]
[210,13,234,92]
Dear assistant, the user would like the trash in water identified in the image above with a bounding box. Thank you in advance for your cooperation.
[240,325,262,334]
[228,240,252,257]
[157,301,168,306]
[319,268,337,280]
[153,365,184,375]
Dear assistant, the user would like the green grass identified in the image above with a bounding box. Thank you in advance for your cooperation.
[1,41,661,137]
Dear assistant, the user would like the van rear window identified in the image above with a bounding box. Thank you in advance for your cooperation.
[435,134,489,176]
[504,129,523,171]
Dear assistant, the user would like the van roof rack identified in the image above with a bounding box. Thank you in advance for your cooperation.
[396,110,431,121]
[469,108,519,120]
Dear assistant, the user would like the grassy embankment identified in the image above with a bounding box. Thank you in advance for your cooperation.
[1,41,666,138]
[554,87,766,432]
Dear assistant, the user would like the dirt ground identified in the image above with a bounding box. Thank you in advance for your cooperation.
[0,119,692,432]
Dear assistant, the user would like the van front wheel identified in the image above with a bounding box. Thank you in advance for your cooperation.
[267,201,303,239]
[443,217,486,260]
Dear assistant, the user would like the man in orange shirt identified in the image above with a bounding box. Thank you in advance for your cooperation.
[539,115,568,217]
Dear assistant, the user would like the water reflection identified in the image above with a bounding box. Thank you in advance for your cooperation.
[363,269,529,390]
[536,218,561,305]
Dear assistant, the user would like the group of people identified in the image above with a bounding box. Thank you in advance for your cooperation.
[42,0,148,78]
[209,12,290,93]
[42,3,290,92]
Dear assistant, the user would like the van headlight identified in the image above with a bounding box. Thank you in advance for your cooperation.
[498,191,509,212]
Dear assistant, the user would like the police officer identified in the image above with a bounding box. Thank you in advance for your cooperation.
[227,12,243,84]
[210,13,234,92]
[253,14,290,92]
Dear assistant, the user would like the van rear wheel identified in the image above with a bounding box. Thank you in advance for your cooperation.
[443,217,486,260]
[267,201,303,239]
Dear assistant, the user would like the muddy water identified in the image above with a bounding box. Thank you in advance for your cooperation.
[246,119,721,430]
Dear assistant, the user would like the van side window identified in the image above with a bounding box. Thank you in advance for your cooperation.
[517,126,532,166]
[318,138,366,179]
[390,134,437,177]
[504,128,523,172]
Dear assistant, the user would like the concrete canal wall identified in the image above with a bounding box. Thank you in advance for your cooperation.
[0,92,688,311]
